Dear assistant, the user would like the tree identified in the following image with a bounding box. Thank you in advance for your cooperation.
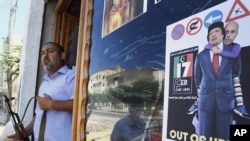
[0,44,21,99]
[107,79,164,106]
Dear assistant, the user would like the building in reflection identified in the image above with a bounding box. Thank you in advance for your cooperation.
[88,66,164,95]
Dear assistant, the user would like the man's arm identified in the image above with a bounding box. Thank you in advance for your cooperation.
[36,94,73,112]
[110,121,121,141]
[212,43,241,58]
[204,43,213,50]
[221,43,241,58]
[25,116,36,136]
[232,53,242,77]
[194,55,202,88]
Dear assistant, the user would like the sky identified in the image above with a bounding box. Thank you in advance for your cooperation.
[0,0,27,52]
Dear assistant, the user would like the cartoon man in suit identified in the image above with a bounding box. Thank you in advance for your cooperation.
[194,21,241,140]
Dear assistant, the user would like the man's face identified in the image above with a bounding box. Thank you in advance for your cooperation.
[224,22,238,45]
[208,27,224,46]
[128,105,143,120]
[40,44,64,73]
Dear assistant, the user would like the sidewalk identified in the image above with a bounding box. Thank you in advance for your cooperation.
[0,124,5,135]
[0,111,8,136]
[0,121,13,141]
[0,111,8,124]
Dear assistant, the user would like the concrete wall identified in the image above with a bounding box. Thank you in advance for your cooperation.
[18,0,57,125]
[18,0,45,126]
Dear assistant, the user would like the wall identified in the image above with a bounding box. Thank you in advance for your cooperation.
[18,0,56,126]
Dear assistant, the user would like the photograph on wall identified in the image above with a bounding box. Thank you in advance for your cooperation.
[102,0,147,37]
[163,0,250,141]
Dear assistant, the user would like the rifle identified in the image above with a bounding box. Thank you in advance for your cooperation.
[3,95,30,141]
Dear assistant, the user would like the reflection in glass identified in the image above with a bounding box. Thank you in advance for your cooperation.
[86,68,164,140]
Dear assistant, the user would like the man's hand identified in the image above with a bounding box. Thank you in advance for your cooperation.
[211,47,221,54]
[36,94,53,110]
[7,133,25,141]
[37,94,73,112]
[7,133,19,141]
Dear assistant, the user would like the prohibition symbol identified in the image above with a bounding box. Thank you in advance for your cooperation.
[171,24,185,40]
[186,17,202,35]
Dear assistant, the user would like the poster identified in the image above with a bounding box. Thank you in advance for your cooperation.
[102,0,147,37]
[163,0,250,141]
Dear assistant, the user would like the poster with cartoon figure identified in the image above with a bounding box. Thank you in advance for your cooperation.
[163,0,250,141]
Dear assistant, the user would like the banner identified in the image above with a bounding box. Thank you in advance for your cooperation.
[163,0,250,140]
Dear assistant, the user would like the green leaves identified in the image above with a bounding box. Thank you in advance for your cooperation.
[107,79,163,104]
[0,44,21,75]
[0,43,22,97]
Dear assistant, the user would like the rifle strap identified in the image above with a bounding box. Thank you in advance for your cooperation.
[38,111,47,141]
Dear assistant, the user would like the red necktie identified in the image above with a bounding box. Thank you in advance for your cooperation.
[212,54,219,74]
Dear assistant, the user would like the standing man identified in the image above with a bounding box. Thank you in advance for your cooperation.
[213,21,249,118]
[188,21,250,119]
[194,21,241,140]
[8,42,75,141]
[111,102,147,141]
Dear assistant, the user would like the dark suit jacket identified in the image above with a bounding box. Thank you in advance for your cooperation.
[194,43,241,112]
